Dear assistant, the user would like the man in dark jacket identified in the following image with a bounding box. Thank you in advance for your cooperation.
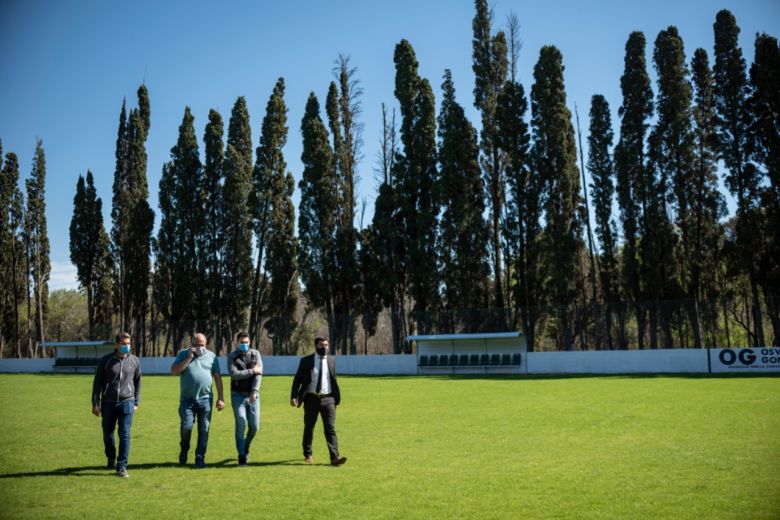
[290,337,346,466]
[91,332,141,478]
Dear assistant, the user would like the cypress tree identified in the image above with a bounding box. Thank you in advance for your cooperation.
[472,0,509,315]
[25,139,50,355]
[253,78,298,354]
[222,97,254,343]
[690,48,727,347]
[646,26,689,348]
[0,151,26,357]
[530,45,583,350]
[749,34,780,345]
[111,87,154,350]
[615,31,653,349]
[110,99,129,329]
[298,93,337,340]
[370,105,406,353]
[393,39,440,333]
[202,109,224,347]
[248,81,286,347]
[327,56,363,354]
[713,9,765,347]
[437,69,490,328]
[496,56,539,348]
[588,95,618,349]
[356,224,383,352]
[156,107,202,344]
[221,144,254,342]
[69,171,113,339]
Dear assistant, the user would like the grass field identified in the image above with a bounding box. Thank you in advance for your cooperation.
[0,373,778,519]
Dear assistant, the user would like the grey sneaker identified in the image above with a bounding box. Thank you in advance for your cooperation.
[117,467,129,478]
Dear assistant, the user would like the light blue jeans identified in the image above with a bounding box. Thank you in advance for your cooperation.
[231,391,260,458]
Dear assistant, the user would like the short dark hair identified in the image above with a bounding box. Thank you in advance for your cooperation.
[314,336,327,346]
[236,332,250,341]
[115,332,131,344]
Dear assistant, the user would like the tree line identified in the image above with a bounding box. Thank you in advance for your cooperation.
[1,4,778,357]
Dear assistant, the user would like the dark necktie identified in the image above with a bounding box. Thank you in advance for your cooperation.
[316,357,324,393]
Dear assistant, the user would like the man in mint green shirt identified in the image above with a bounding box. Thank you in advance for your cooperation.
[171,333,225,468]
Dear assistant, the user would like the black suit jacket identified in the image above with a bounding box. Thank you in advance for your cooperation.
[291,353,341,406]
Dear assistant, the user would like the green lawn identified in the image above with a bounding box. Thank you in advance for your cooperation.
[0,373,778,519]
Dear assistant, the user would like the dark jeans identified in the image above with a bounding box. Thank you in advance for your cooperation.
[302,394,339,460]
[102,400,135,469]
[179,396,212,462]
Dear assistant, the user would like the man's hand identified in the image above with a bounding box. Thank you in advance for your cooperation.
[252,366,262,374]
[134,405,139,412]
[250,392,258,403]
[216,399,225,411]
[92,405,100,417]
[290,398,298,407]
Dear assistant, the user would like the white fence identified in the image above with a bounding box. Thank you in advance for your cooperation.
[0,348,777,375]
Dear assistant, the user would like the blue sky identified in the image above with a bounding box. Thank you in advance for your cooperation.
[1,0,778,290]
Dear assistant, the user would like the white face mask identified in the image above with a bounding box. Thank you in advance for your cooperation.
[195,346,206,356]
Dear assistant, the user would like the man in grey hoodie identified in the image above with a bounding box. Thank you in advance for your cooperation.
[92,332,141,478]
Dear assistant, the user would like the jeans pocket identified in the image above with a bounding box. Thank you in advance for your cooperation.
[123,400,134,414]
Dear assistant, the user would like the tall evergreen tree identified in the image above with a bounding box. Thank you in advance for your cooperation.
[530,46,583,350]
[394,39,440,333]
[327,56,363,354]
[749,33,780,345]
[248,81,286,347]
[588,95,618,349]
[615,31,653,349]
[202,109,225,347]
[646,26,689,348]
[69,171,113,339]
[221,143,254,343]
[496,45,539,348]
[252,78,298,353]
[713,9,765,346]
[690,48,727,347]
[370,105,407,353]
[437,69,490,328]
[111,87,153,351]
[110,99,130,329]
[221,97,254,343]
[472,0,509,315]
[0,151,26,357]
[356,224,383,352]
[298,93,338,341]
[155,107,202,345]
[25,139,50,355]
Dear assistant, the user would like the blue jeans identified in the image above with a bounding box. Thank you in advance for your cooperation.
[231,391,260,458]
[179,396,212,462]
[102,400,135,469]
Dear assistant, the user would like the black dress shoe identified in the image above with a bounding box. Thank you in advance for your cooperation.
[330,456,347,466]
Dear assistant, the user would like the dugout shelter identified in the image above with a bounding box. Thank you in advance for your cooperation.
[408,332,526,374]
[44,340,115,373]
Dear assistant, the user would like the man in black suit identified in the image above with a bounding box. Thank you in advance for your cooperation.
[290,337,347,466]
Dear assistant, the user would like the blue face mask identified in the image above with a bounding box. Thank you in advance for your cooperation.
[238,343,249,352]
[119,345,131,355]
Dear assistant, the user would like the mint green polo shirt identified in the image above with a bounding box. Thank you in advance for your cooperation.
[175,349,220,401]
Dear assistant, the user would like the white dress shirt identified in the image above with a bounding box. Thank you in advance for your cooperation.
[307,355,331,395]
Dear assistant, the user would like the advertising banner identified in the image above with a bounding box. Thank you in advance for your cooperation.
[709,348,780,373]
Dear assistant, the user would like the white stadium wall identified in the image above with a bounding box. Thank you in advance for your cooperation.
[1,349,778,375]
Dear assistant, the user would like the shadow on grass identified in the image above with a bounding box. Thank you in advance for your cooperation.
[0,458,302,478]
